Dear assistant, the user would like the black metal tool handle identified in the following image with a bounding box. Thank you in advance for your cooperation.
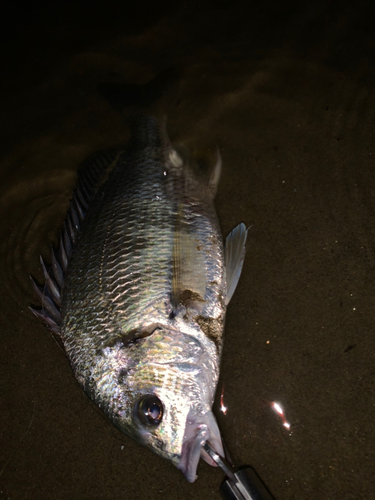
[203,443,276,500]
[219,466,276,500]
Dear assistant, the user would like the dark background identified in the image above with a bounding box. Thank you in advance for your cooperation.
[1,1,375,499]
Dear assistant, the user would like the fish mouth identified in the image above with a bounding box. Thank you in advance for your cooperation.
[177,408,224,482]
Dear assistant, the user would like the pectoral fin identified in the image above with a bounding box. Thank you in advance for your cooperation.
[224,222,248,305]
[171,205,207,313]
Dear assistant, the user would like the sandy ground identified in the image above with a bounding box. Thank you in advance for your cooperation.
[1,1,374,499]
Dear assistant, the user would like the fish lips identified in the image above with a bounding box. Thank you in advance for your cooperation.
[177,408,224,482]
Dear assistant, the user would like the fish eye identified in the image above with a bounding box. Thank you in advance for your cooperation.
[135,395,163,427]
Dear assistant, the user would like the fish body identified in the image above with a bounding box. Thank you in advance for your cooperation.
[31,116,247,481]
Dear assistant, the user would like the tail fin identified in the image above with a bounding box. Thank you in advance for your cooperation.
[97,67,182,118]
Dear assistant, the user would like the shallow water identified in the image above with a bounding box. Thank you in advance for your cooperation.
[1,2,375,499]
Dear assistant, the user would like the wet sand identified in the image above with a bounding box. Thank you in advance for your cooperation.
[1,1,374,499]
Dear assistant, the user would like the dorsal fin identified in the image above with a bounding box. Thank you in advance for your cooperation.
[29,147,123,337]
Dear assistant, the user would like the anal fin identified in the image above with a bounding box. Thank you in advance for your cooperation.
[208,149,222,197]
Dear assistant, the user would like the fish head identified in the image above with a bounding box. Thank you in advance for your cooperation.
[112,327,223,482]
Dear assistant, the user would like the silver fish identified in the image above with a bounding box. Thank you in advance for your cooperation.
[30,116,247,482]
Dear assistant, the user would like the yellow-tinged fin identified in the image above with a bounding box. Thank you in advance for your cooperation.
[208,148,222,198]
[171,204,207,313]
[225,223,248,305]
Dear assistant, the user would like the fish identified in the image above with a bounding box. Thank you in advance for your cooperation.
[30,115,248,482]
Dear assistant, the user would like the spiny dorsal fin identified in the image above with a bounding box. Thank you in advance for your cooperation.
[30,147,123,336]
[225,223,248,305]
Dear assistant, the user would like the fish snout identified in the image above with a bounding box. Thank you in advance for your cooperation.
[178,408,224,482]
